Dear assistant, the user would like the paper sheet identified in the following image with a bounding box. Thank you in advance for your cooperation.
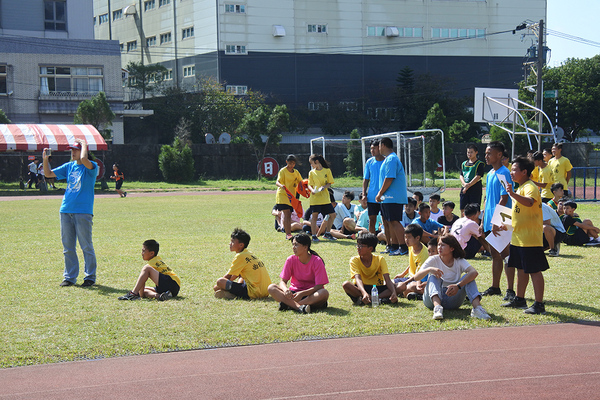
[485,204,513,252]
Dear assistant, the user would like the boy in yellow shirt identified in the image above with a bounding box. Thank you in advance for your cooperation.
[214,228,271,299]
[497,157,549,314]
[118,239,180,301]
[548,143,573,195]
[394,224,428,300]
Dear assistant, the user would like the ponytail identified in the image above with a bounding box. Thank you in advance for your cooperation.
[293,233,326,266]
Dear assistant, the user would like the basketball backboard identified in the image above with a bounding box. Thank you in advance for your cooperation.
[474,88,519,123]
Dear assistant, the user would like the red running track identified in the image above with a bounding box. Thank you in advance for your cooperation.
[1,321,599,400]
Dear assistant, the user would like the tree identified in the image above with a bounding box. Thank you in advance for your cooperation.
[237,105,290,167]
[419,103,448,183]
[74,91,115,140]
[343,129,362,177]
[448,120,470,143]
[158,123,195,183]
[0,109,11,124]
[126,61,168,100]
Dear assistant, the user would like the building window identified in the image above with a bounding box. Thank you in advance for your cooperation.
[44,1,66,31]
[225,4,246,13]
[119,43,124,52]
[163,69,173,80]
[182,27,194,39]
[98,14,109,24]
[367,26,423,38]
[160,32,172,44]
[40,66,104,95]
[127,40,137,52]
[146,36,157,47]
[93,17,96,26]
[226,85,248,95]
[432,27,485,39]
[308,24,327,34]
[367,27,385,37]
[113,9,123,20]
[159,0,171,6]
[183,65,195,77]
[225,44,247,54]
[0,65,7,95]
[339,101,358,111]
[144,0,156,11]
[308,102,329,111]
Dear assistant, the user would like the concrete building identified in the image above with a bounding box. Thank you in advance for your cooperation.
[0,0,130,143]
[93,0,546,110]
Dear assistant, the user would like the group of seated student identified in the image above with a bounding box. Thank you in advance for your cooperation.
[211,227,492,320]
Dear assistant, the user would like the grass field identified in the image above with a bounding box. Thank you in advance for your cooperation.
[1,187,599,368]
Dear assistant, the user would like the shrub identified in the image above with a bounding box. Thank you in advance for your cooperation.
[158,137,195,182]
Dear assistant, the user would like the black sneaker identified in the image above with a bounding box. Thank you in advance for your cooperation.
[381,246,391,254]
[380,297,391,305]
[59,280,74,287]
[524,301,546,315]
[118,291,140,300]
[158,291,173,301]
[297,304,311,314]
[81,280,95,287]
[481,286,502,296]
[407,293,423,301]
[279,302,290,311]
[501,296,528,308]
[503,289,516,301]
[323,232,337,241]
[481,251,492,258]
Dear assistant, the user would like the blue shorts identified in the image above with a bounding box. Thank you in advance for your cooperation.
[367,202,381,216]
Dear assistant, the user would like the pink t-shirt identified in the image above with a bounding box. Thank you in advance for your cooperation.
[280,254,329,292]
[450,217,480,249]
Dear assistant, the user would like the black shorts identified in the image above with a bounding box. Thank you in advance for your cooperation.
[274,204,293,212]
[311,203,335,215]
[460,186,482,210]
[291,290,328,309]
[507,245,549,274]
[346,284,388,301]
[543,230,566,248]
[156,274,180,297]
[367,202,382,216]
[564,229,589,246]
[380,203,403,222]
[464,236,481,259]
[542,197,552,203]
[116,180,123,190]
[228,281,250,299]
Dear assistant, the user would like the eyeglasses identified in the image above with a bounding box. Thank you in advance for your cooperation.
[356,244,367,249]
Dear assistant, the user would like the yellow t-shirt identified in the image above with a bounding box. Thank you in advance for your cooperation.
[148,256,181,287]
[538,164,553,199]
[308,167,334,205]
[350,254,389,286]
[548,156,573,187]
[531,166,540,183]
[511,180,543,247]
[276,167,302,205]
[408,245,429,277]
[227,249,271,298]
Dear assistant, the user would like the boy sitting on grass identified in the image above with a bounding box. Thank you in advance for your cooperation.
[401,197,418,227]
[450,203,483,259]
[560,200,600,246]
[438,200,459,228]
[548,183,564,211]
[394,224,428,300]
[118,239,180,301]
[429,194,443,221]
[342,233,399,305]
[214,228,271,299]
[411,203,446,243]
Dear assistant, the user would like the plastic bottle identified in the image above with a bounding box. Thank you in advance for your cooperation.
[371,285,379,307]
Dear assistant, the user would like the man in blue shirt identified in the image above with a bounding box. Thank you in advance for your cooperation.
[362,140,385,235]
[43,139,98,287]
[481,141,513,299]
[375,137,409,256]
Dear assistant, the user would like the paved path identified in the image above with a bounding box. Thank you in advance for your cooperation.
[1,321,599,399]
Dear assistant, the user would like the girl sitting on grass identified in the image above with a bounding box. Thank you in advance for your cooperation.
[413,235,491,321]
[268,233,329,314]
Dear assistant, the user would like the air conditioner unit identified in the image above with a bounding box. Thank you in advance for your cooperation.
[272,25,286,37]
[386,26,399,37]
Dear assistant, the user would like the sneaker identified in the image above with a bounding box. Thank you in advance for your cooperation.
[407,293,423,301]
[432,305,444,320]
[501,296,528,308]
[214,290,236,300]
[118,291,140,300]
[59,280,74,287]
[312,235,320,243]
[503,289,516,301]
[389,248,408,256]
[548,249,559,257]
[279,302,290,311]
[323,232,337,241]
[380,297,391,305]
[481,250,492,258]
[471,305,492,320]
[297,304,311,314]
[584,238,600,246]
[524,301,546,315]
[554,243,561,255]
[481,286,502,296]
[286,234,293,240]
[123,192,127,197]
[380,246,391,254]
[158,291,173,301]
[81,280,94,287]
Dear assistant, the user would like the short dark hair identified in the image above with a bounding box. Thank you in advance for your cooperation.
[418,202,430,212]
[511,156,535,177]
[428,237,438,247]
[143,239,160,256]
[487,141,505,153]
[526,150,535,157]
[343,190,355,201]
[440,235,466,259]
[357,232,378,251]
[553,143,563,150]
[533,151,544,161]
[467,144,478,152]
[380,137,394,149]
[231,228,251,248]
[413,191,424,201]
[370,139,380,147]
[405,223,423,240]
[563,200,577,209]
[359,192,366,200]
[551,182,564,193]
[443,200,455,210]
[464,203,480,217]
[557,196,569,205]
[430,194,441,201]
[406,197,417,207]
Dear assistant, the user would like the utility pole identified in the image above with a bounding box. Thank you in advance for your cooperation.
[536,19,544,144]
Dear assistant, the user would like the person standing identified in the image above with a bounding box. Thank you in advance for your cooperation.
[362,140,385,236]
[26,158,39,189]
[459,144,484,216]
[274,155,303,240]
[43,139,98,287]
[548,143,573,196]
[375,137,409,256]
[110,163,127,198]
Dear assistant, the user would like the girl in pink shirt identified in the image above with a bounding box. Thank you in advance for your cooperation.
[268,233,329,313]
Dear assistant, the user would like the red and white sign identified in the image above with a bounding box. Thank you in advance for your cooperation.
[0,124,108,152]
[95,159,105,181]
[258,157,279,178]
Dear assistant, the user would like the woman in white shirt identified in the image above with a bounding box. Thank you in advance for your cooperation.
[413,235,491,321]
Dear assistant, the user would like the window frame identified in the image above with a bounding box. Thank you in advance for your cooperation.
[160,32,172,45]
[146,36,157,47]
[39,66,104,96]
[182,27,195,39]
[144,0,156,11]
[0,65,7,95]
[183,65,195,78]
[225,44,247,55]
[112,9,123,21]
[44,0,67,31]
[225,4,246,13]
[127,40,138,52]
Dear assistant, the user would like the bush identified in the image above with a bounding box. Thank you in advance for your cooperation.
[158,138,195,182]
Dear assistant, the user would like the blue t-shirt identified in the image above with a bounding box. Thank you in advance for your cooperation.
[363,156,383,203]
[53,161,98,215]
[482,166,512,232]
[411,217,444,234]
[378,152,408,204]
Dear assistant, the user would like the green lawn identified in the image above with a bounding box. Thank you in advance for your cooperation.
[1,188,599,368]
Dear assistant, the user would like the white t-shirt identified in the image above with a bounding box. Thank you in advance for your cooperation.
[542,203,566,233]
[450,217,480,249]
[430,209,443,221]
[421,255,472,286]
[332,203,355,230]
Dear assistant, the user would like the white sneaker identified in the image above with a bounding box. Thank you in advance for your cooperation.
[471,305,491,320]
[432,305,444,320]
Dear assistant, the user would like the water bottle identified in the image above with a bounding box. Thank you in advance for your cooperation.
[371,285,379,307]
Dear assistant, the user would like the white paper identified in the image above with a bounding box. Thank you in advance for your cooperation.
[490,204,513,227]
[497,174,509,192]
[486,204,513,252]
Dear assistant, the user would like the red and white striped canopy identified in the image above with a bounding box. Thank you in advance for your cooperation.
[0,124,108,152]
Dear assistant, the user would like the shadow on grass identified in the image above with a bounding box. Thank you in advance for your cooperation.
[553,253,585,259]
[81,284,129,296]
[318,306,350,316]
[544,300,600,318]
[438,308,509,323]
